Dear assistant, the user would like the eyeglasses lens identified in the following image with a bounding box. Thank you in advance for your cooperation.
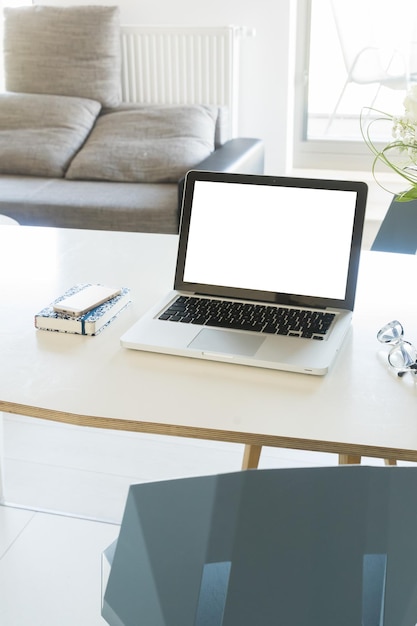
[388,342,417,369]
[377,320,404,344]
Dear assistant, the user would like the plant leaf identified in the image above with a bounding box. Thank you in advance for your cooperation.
[396,187,417,201]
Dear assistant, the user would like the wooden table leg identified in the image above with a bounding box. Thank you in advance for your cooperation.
[242,444,262,470]
[339,455,397,466]
[339,454,361,465]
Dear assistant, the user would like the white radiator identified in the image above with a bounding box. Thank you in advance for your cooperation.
[120,25,252,136]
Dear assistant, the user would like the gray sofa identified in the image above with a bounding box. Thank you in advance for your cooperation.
[0,6,264,233]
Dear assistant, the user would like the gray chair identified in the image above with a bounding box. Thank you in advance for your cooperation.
[102,466,417,625]
[371,196,417,254]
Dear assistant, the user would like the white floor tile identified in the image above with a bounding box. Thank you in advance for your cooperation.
[0,508,119,626]
[0,505,35,558]
[3,415,248,521]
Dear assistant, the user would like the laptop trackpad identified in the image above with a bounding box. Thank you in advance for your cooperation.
[189,329,265,357]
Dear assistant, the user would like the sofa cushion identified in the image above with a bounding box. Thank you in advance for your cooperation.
[0,93,101,178]
[66,105,217,183]
[0,176,180,233]
[3,5,121,108]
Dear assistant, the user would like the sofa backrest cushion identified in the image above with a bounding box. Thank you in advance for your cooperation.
[66,105,218,183]
[3,5,121,108]
[0,93,101,178]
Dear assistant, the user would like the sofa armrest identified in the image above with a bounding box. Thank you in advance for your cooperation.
[192,137,265,175]
[178,137,265,208]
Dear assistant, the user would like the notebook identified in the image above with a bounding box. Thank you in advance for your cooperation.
[121,171,367,375]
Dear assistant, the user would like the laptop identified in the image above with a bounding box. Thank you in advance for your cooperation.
[121,171,367,375]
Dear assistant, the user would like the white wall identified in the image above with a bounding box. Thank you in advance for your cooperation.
[36,0,294,174]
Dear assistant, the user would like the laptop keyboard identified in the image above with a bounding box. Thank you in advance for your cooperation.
[158,296,335,340]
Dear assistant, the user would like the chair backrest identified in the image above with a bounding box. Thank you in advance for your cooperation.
[371,196,417,254]
[330,0,416,80]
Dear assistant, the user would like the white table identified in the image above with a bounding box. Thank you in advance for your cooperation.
[1,226,417,471]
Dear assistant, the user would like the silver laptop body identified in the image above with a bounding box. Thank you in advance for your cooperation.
[121,171,367,375]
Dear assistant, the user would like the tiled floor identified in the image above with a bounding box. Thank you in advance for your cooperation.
[0,505,119,626]
[0,414,346,626]
[2,411,413,626]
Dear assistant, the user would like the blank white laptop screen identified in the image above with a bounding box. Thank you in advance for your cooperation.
[182,180,357,301]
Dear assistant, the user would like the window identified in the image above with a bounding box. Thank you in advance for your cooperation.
[293,0,417,170]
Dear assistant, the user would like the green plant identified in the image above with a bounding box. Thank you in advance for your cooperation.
[361,86,417,201]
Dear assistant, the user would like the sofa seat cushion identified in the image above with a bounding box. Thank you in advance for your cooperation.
[0,176,180,233]
[66,105,218,183]
[3,5,121,108]
[0,93,101,178]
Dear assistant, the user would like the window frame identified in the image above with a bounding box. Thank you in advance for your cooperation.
[292,0,383,172]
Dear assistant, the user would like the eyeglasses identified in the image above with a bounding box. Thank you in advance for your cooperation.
[377,320,417,377]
